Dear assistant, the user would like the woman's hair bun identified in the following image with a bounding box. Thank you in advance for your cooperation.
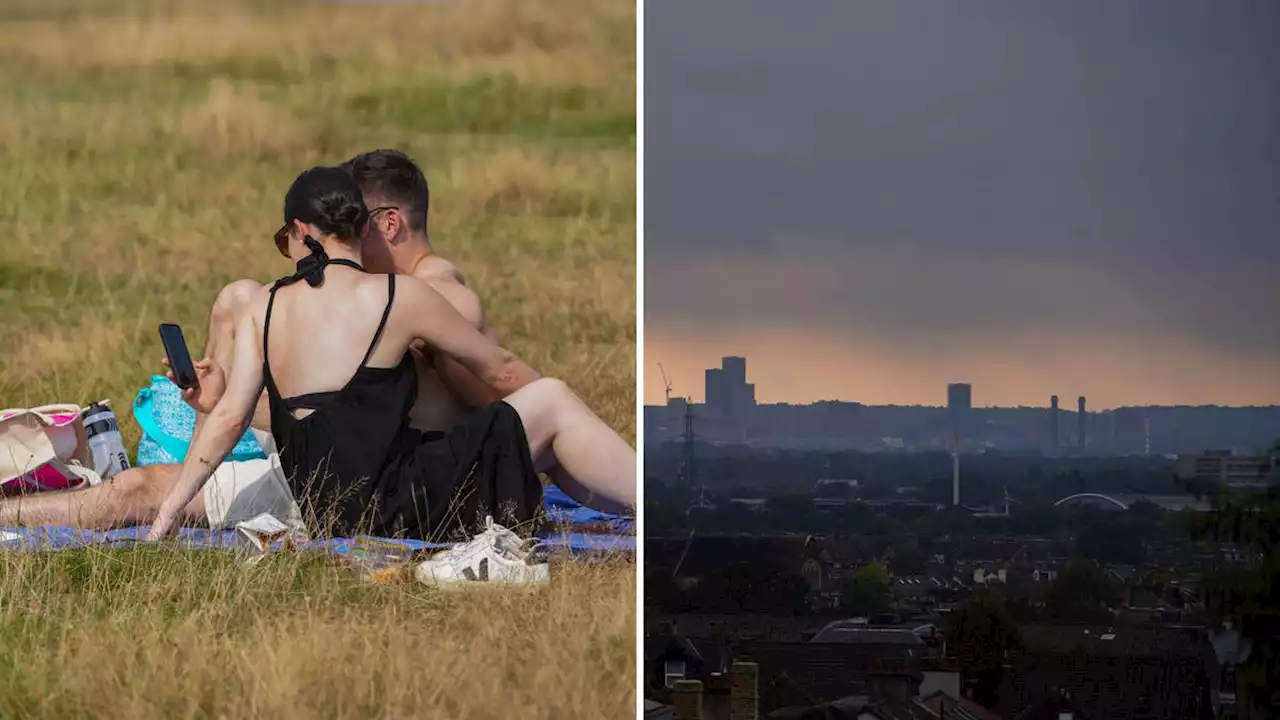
[282,166,371,242]
[321,195,369,237]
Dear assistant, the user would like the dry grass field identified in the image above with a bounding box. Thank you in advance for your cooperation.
[0,0,636,716]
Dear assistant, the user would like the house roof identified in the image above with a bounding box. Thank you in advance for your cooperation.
[643,699,677,720]
[810,623,926,646]
[809,536,897,565]
[999,628,1218,720]
[767,696,868,719]
[923,536,1071,565]
[1012,690,1090,720]
[768,697,942,720]
[919,691,1000,720]
[860,699,944,720]
[736,641,923,713]
[647,613,820,641]
[645,634,729,675]
[894,576,934,597]
[647,535,820,578]
[1018,624,1211,659]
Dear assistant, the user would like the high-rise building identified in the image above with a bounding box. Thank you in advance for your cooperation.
[947,383,972,441]
[705,368,727,416]
[703,358,757,435]
[722,356,746,388]
[1113,407,1145,456]
[1049,395,1059,456]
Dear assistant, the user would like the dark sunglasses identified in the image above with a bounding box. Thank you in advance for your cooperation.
[273,206,398,258]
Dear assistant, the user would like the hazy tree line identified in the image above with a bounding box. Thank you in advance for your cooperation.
[646,449,1184,504]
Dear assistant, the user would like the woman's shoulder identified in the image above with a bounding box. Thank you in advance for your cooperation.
[343,271,402,309]
[388,272,437,299]
[384,273,455,319]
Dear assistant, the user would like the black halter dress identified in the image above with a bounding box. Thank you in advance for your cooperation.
[263,252,543,541]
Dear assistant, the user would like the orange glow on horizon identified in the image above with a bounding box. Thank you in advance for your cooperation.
[644,324,1280,409]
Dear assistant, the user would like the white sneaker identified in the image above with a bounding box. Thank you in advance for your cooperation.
[414,516,550,587]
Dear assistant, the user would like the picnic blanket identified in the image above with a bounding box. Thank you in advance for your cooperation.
[0,480,633,554]
[0,477,632,556]
[0,525,634,554]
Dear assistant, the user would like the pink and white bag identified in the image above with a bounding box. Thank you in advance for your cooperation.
[0,404,99,492]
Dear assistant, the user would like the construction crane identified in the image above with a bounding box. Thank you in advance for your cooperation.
[657,363,673,404]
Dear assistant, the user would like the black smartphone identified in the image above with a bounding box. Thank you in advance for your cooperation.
[158,323,199,390]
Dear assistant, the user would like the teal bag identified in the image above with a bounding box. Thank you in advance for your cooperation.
[132,375,266,466]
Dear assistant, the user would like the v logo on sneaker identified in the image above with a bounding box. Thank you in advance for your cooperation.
[461,559,491,582]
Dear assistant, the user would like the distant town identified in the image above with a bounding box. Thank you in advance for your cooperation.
[644,355,1280,720]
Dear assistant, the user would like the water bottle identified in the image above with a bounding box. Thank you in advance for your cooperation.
[82,402,130,482]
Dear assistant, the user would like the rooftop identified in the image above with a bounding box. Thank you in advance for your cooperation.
[1018,624,1211,659]
[811,623,927,646]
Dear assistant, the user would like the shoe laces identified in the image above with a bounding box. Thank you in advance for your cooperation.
[433,517,545,566]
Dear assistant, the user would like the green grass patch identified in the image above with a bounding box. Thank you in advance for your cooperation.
[345,73,634,141]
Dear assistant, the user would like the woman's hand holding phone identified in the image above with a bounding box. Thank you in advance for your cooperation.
[162,357,227,415]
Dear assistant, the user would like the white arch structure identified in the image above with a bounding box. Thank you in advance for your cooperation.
[1052,492,1129,510]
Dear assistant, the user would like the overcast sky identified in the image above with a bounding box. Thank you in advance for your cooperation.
[644,0,1280,408]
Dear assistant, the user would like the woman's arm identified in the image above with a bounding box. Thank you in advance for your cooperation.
[423,282,510,407]
[147,308,266,540]
[399,277,541,398]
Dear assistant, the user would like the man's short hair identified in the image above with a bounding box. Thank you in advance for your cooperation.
[341,149,430,233]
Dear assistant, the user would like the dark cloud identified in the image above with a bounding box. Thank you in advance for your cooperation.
[645,0,1280,369]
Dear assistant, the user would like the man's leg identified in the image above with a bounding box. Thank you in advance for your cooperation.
[502,378,636,516]
[0,465,202,529]
[202,279,271,431]
[205,279,261,370]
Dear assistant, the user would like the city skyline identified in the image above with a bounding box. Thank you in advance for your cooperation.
[646,0,1280,408]
[644,348,1280,410]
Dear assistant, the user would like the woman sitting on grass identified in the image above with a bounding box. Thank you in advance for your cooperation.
[146,166,635,548]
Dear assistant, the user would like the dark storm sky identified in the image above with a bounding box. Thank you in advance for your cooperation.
[644,0,1280,408]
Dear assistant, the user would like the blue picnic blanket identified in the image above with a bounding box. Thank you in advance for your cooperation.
[0,525,634,554]
[542,484,632,532]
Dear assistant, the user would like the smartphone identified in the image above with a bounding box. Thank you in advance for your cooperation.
[158,323,199,390]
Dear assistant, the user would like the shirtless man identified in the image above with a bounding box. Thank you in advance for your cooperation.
[0,150,623,531]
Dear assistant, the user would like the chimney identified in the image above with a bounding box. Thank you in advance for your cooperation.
[1050,395,1059,456]
[952,445,960,506]
[1077,396,1087,451]
[672,679,703,720]
[729,662,759,720]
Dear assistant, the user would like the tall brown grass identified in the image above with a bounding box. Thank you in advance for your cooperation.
[0,549,636,718]
[0,0,636,716]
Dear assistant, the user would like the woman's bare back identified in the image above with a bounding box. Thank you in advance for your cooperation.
[254,267,410,417]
